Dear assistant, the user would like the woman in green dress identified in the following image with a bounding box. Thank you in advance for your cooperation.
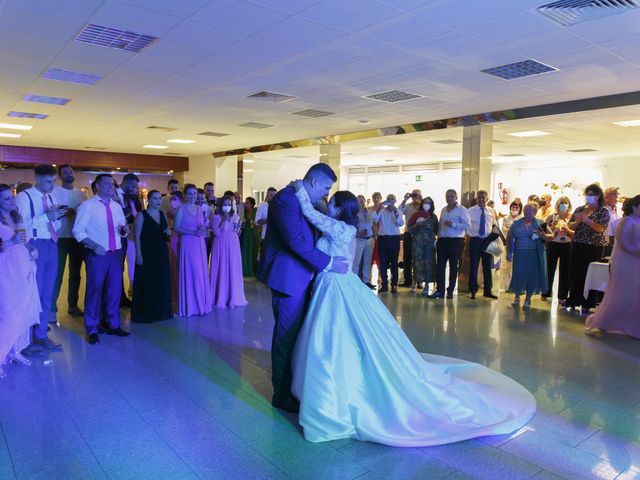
[240,197,260,276]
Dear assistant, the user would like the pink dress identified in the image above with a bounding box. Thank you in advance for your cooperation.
[209,214,247,308]
[586,217,640,338]
[0,222,40,367]
[177,205,212,317]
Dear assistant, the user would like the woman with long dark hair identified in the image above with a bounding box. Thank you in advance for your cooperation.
[408,196,438,296]
[240,196,260,276]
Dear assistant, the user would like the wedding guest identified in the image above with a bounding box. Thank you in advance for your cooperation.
[168,190,183,310]
[0,184,41,374]
[429,189,470,299]
[120,173,141,299]
[131,190,172,323]
[501,200,522,292]
[16,165,65,351]
[507,202,548,310]
[543,196,574,302]
[536,193,554,220]
[210,196,248,308]
[408,196,438,296]
[586,195,640,337]
[373,194,404,293]
[73,174,130,344]
[399,189,422,288]
[369,191,382,278]
[240,196,260,276]
[233,191,245,220]
[161,178,180,218]
[468,190,498,300]
[174,184,212,317]
[566,184,610,314]
[204,183,217,258]
[51,164,86,319]
[255,187,277,256]
[353,195,375,289]
[603,187,620,256]
[16,182,32,195]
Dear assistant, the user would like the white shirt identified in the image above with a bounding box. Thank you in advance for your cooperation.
[356,209,374,238]
[73,196,126,251]
[604,205,620,238]
[255,201,269,240]
[438,204,471,238]
[16,187,61,241]
[468,205,496,238]
[372,208,404,236]
[51,186,86,238]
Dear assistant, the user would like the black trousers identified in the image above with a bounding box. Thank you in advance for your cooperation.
[402,231,413,284]
[546,242,571,300]
[52,237,83,312]
[468,236,493,294]
[378,235,400,287]
[568,242,604,308]
[435,237,464,295]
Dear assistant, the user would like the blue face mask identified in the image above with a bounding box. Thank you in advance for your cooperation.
[558,203,569,212]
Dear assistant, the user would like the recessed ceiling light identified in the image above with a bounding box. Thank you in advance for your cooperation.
[23,94,71,105]
[369,146,399,151]
[167,139,195,144]
[507,130,551,137]
[143,145,169,149]
[0,133,21,138]
[358,119,371,125]
[8,111,49,119]
[0,123,33,131]
[42,68,102,85]
[243,159,255,163]
[244,169,254,173]
[613,119,640,127]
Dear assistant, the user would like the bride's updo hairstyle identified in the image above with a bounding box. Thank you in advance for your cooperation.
[332,191,360,228]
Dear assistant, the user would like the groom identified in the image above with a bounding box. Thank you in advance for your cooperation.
[258,164,349,412]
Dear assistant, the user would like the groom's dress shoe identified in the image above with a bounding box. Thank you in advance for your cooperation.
[272,398,300,413]
[378,286,388,293]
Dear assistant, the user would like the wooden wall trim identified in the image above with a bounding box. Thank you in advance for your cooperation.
[0,145,189,172]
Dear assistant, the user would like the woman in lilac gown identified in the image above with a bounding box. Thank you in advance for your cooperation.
[209,196,247,308]
[174,184,212,317]
[0,184,41,376]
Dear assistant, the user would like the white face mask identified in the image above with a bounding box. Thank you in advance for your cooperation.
[222,205,232,213]
[510,209,519,216]
[422,204,431,212]
[586,195,598,205]
[558,203,568,212]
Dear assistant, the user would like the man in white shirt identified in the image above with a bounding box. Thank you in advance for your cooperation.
[161,178,180,219]
[353,195,376,289]
[51,165,86,319]
[203,182,217,258]
[429,189,471,299]
[73,174,130,344]
[603,187,620,256]
[467,190,498,300]
[16,164,66,351]
[256,187,277,255]
[398,189,422,287]
[373,194,404,293]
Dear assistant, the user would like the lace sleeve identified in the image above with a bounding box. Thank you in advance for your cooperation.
[295,187,355,243]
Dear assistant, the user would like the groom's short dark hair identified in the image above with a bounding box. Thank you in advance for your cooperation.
[304,163,337,183]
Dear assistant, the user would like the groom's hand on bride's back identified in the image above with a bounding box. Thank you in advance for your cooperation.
[330,256,349,274]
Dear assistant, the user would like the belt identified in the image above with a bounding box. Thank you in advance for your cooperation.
[357,236,372,240]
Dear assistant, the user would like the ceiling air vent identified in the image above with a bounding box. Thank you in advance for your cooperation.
[498,154,525,157]
[289,109,335,118]
[76,24,157,53]
[430,139,462,145]
[247,91,296,103]
[538,0,640,26]
[197,131,230,137]
[146,125,177,132]
[567,148,597,152]
[23,94,70,105]
[364,90,423,103]
[8,111,49,119]
[239,122,273,129]
[482,59,557,80]
[163,152,184,155]
[42,68,102,85]
[84,146,107,150]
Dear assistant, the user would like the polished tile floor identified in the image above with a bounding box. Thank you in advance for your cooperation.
[1,277,639,480]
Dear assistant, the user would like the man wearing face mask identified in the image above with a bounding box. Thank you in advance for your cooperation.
[51,165,86,319]
[373,194,404,293]
[399,189,422,288]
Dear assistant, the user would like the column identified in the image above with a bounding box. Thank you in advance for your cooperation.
[237,154,254,200]
[319,144,341,193]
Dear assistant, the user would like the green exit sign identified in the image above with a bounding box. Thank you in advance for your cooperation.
[415,175,423,182]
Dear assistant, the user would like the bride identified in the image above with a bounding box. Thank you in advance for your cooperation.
[289,181,536,447]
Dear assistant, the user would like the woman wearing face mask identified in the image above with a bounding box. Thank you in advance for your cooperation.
[209,196,248,308]
[408,197,439,296]
[501,201,523,293]
[174,184,212,317]
[566,184,610,315]
[543,196,574,302]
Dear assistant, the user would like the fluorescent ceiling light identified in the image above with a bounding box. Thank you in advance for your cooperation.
[243,159,254,163]
[0,133,22,138]
[613,120,640,127]
[0,123,33,131]
[507,130,551,138]
[167,139,195,144]
[143,145,169,149]
[244,169,254,173]
[369,146,399,151]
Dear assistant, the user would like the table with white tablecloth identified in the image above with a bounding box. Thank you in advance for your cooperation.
[584,261,610,298]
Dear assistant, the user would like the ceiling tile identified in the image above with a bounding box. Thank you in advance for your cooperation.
[140,40,216,65]
[409,32,494,62]
[298,0,402,32]
[118,0,212,17]
[164,20,248,50]
[89,1,185,37]
[461,10,558,46]
[11,0,105,20]
[247,0,324,15]
[223,36,306,63]
[196,0,290,34]
[411,0,519,30]
[256,16,347,49]
[53,42,135,75]
[358,14,452,46]
[567,8,640,43]
[0,6,85,39]
[501,30,591,59]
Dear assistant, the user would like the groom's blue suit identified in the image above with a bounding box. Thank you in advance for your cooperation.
[257,186,330,406]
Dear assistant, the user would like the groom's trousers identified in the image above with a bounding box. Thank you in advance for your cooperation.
[271,285,312,404]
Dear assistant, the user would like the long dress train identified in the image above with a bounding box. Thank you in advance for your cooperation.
[290,188,536,447]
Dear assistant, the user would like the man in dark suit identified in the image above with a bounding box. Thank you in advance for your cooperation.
[258,164,349,412]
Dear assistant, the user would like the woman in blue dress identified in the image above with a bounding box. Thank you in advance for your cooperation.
[289,181,536,447]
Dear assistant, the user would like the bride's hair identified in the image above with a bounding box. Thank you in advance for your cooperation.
[332,191,360,228]
[0,184,22,226]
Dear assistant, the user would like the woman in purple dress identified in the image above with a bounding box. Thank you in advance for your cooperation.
[209,196,247,308]
[174,184,212,317]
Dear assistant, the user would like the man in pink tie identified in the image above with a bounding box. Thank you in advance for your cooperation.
[73,174,130,344]
[16,164,66,351]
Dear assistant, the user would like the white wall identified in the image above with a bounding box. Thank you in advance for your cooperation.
[183,153,216,189]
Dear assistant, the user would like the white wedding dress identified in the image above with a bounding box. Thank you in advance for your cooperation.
[291,188,536,447]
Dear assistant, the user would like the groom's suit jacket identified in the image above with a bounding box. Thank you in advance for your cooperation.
[257,186,330,296]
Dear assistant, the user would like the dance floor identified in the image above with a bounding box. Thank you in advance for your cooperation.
[1,278,639,480]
